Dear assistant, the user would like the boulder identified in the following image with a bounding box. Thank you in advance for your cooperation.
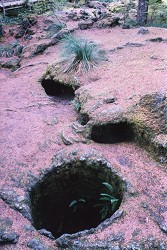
[51,28,75,44]
[78,20,94,30]
[0,58,21,71]
[31,43,51,56]
[96,16,120,28]
[129,93,167,163]
[86,0,105,9]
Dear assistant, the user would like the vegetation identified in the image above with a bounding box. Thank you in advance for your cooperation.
[69,182,119,221]
[60,35,107,73]
[95,182,119,220]
[1,0,167,28]
[137,0,167,26]
[148,0,167,27]
[69,198,86,213]
[0,41,23,57]
[1,0,67,24]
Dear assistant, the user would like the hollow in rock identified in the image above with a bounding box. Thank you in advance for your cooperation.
[30,159,124,238]
[91,122,134,143]
[41,79,75,100]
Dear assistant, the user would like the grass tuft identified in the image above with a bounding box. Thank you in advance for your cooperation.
[60,35,107,73]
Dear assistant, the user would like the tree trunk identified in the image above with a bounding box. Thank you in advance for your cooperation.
[137,0,149,25]
[1,0,6,19]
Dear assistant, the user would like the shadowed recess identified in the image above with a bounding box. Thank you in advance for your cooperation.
[30,160,124,239]
[41,79,75,100]
[77,113,90,125]
[91,122,134,143]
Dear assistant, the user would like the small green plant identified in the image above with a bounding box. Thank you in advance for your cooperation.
[69,198,86,213]
[29,0,49,14]
[60,35,107,73]
[95,182,119,220]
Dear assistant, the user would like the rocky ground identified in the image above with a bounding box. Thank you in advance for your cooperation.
[0,5,167,250]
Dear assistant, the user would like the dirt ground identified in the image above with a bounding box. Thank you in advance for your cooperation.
[0,13,167,249]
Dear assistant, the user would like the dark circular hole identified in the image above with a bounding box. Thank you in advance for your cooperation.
[30,160,124,239]
[41,79,75,100]
[91,122,134,144]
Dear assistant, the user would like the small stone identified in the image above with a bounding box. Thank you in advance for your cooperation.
[23,224,35,232]
[14,203,23,210]
[61,130,74,145]
[78,21,94,30]
[17,195,25,202]
[160,224,167,233]
[104,97,115,103]
[79,156,86,161]
[137,27,149,34]
[27,238,47,250]
[150,55,158,60]
[141,201,147,208]
[38,229,55,239]
[0,231,19,244]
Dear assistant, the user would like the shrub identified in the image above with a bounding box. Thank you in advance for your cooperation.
[49,0,67,12]
[60,35,107,73]
[147,0,167,27]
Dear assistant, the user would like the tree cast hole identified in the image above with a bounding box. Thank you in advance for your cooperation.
[91,122,134,143]
[41,79,75,100]
[77,113,90,125]
[30,160,124,238]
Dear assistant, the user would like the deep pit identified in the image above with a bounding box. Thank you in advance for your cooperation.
[41,79,75,100]
[30,159,124,239]
[91,122,134,143]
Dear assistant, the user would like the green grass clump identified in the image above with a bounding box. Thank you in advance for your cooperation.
[60,35,107,73]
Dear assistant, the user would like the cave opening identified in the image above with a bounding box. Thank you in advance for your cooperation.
[41,79,75,100]
[91,122,134,143]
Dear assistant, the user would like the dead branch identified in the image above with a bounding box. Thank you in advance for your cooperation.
[14,62,49,72]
